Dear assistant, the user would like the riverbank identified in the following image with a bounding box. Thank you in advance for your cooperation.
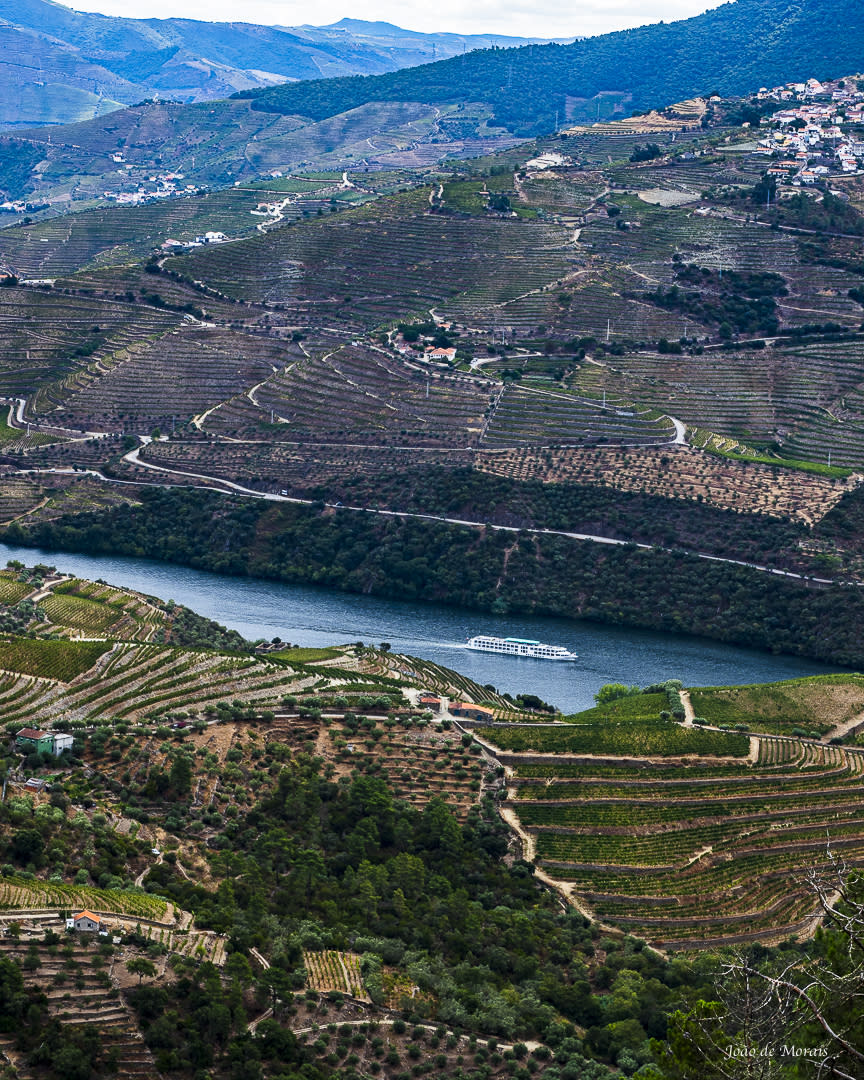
[0,539,849,715]
[2,485,862,673]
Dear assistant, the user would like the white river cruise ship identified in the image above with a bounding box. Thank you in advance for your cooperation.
[466,635,578,661]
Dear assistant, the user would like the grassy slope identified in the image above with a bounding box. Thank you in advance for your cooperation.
[690,675,864,736]
[476,721,750,757]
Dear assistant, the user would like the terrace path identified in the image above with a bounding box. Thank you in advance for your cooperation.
[499,804,622,930]
[680,689,695,726]
[670,416,687,445]
[824,709,864,743]
[134,849,163,888]
[250,947,270,970]
[289,1017,541,1054]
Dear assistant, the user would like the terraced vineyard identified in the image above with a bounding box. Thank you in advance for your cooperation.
[0,576,146,644]
[583,203,804,284]
[0,288,180,394]
[32,325,291,432]
[482,703,864,948]
[475,721,750,757]
[0,642,317,726]
[0,180,352,278]
[39,579,166,641]
[303,951,369,1000]
[205,343,494,446]
[507,273,688,342]
[482,385,675,448]
[0,876,168,919]
[0,476,63,525]
[170,198,580,328]
[475,444,854,523]
[516,173,606,216]
[0,637,110,681]
[567,337,864,467]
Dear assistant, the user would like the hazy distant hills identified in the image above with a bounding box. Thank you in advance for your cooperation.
[242,0,864,135]
[0,0,547,127]
[2,0,861,203]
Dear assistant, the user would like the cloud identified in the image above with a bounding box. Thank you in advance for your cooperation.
[67,0,725,40]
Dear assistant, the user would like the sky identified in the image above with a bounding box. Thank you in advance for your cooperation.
[65,0,727,40]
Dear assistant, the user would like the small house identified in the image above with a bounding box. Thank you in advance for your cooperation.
[52,733,74,755]
[71,910,103,933]
[449,702,495,722]
[419,694,442,712]
[16,728,55,755]
[425,346,457,362]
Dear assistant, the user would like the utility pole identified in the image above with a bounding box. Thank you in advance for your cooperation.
[606,318,611,343]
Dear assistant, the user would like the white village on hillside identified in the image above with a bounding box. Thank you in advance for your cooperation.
[755,73,864,183]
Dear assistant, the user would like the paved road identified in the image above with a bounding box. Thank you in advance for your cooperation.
[1,437,843,590]
[102,443,833,587]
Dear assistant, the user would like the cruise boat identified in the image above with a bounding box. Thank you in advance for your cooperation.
[466,635,578,661]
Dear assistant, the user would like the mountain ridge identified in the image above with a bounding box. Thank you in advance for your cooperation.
[0,0,549,127]
[239,0,864,135]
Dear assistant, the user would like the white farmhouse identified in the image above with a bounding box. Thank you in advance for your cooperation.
[52,732,74,755]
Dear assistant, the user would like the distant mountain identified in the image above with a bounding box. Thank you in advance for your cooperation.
[0,0,548,127]
[240,0,864,135]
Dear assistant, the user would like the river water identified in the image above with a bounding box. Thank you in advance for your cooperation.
[0,541,851,713]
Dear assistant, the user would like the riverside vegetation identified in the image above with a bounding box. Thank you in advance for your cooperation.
[0,568,861,1079]
[8,486,864,667]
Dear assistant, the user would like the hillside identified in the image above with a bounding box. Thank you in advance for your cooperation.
[2,93,864,666]
[0,96,519,203]
[240,0,864,135]
[490,705,864,949]
[0,0,544,127]
[1,0,859,201]
[0,570,860,1076]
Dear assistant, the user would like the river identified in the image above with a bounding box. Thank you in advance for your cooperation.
[0,541,851,713]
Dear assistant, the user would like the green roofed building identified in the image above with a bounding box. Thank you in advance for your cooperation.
[16,728,55,754]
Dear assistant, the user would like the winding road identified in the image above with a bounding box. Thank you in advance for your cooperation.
[115,441,836,586]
